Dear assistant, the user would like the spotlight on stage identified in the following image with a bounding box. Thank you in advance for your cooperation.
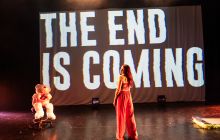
[157,95,166,106]
[92,97,100,109]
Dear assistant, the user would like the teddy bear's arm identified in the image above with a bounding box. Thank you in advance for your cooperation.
[48,94,52,100]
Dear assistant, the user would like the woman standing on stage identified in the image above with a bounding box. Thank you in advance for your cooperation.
[113,64,138,140]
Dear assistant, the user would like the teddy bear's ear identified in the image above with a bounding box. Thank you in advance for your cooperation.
[35,84,42,89]
[47,87,51,93]
[44,85,51,92]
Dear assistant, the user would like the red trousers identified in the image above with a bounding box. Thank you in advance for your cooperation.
[116,91,138,140]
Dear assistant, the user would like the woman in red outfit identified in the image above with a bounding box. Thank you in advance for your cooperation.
[113,64,138,140]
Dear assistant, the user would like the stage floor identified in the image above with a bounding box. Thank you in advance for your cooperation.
[1,102,220,140]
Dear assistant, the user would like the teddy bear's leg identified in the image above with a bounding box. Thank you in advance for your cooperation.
[45,103,56,120]
[33,103,44,119]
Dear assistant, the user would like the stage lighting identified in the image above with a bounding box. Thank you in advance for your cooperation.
[157,95,166,104]
[92,97,100,109]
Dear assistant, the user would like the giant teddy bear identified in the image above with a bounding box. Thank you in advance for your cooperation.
[32,84,56,120]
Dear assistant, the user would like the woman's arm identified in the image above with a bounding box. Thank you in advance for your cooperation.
[115,76,123,96]
[113,76,123,106]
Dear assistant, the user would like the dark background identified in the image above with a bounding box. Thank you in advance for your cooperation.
[0,0,219,110]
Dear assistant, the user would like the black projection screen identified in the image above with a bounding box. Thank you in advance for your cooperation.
[40,6,205,105]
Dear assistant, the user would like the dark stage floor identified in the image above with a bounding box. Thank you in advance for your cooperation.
[1,102,220,140]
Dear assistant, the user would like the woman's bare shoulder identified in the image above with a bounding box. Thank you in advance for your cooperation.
[119,75,127,82]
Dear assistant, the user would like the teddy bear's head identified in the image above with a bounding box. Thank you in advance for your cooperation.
[35,84,51,94]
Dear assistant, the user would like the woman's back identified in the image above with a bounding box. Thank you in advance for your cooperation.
[120,75,130,91]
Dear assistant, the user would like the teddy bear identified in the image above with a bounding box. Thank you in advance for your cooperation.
[32,84,56,120]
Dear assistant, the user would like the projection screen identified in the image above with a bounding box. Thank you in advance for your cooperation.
[40,6,205,105]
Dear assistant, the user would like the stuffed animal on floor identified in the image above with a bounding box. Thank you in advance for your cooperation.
[32,84,56,120]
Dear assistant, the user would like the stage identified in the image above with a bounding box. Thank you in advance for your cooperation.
[1,103,220,140]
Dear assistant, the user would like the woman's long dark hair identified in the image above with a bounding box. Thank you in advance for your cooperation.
[120,64,134,87]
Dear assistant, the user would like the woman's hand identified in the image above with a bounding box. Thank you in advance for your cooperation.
[113,97,117,107]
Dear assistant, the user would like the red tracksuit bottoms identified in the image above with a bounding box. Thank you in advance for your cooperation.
[116,91,138,139]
